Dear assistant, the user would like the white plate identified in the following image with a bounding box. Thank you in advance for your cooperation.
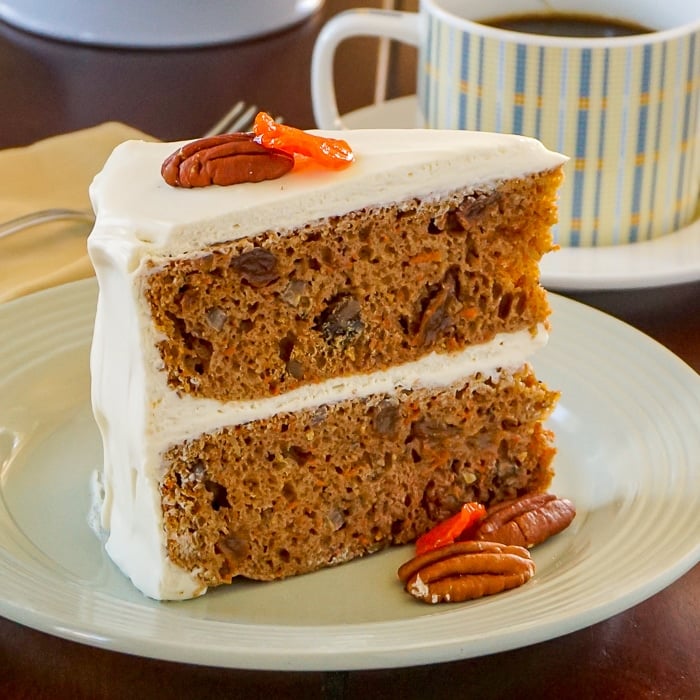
[0,279,698,670]
[343,96,700,292]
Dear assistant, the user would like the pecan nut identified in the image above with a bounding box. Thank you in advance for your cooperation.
[314,295,364,348]
[413,270,459,348]
[397,540,534,604]
[455,190,501,226]
[161,133,294,187]
[473,493,576,549]
[230,247,279,287]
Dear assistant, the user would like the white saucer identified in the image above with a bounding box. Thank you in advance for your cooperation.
[342,96,700,292]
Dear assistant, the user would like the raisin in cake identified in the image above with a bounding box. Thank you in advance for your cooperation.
[88,129,566,600]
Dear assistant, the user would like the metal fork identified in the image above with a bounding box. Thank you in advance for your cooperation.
[203,100,258,137]
[0,102,281,241]
[203,100,283,137]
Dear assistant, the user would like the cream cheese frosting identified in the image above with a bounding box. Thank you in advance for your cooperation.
[88,128,565,600]
[90,129,565,256]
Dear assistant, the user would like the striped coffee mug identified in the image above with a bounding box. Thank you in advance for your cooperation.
[312,0,700,247]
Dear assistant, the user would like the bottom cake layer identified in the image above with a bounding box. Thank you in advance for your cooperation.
[160,365,558,587]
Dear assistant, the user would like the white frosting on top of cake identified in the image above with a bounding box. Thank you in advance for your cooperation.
[88,128,563,600]
[90,129,565,257]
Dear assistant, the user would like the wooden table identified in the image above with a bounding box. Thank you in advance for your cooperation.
[1,2,698,697]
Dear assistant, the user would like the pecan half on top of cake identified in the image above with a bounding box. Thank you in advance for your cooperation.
[161,111,354,187]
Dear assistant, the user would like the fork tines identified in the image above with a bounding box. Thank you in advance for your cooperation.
[204,101,258,137]
[204,102,285,137]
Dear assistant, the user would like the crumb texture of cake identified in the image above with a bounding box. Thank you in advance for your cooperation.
[146,171,560,402]
[161,366,557,587]
[88,128,567,600]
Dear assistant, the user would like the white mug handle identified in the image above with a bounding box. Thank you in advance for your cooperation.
[311,9,420,130]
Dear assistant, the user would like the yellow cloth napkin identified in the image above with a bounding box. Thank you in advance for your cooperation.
[0,122,154,303]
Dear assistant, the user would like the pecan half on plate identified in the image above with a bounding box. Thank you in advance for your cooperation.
[398,540,534,604]
[473,493,576,549]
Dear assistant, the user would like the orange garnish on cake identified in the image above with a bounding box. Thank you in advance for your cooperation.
[161,114,354,188]
[253,111,354,170]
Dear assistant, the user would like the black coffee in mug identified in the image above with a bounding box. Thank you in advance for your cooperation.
[481,12,653,37]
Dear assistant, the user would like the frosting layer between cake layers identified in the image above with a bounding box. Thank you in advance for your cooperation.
[88,129,566,600]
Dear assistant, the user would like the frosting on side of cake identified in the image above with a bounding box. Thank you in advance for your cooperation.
[88,129,564,600]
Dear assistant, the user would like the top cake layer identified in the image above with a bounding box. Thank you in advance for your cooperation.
[89,129,565,257]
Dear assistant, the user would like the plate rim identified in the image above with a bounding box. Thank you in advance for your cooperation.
[0,278,699,671]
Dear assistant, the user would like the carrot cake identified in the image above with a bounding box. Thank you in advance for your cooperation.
[88,127,566,600]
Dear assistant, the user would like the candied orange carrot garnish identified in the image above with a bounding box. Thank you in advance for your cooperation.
[415,502,487,555]
[253,111,354,170]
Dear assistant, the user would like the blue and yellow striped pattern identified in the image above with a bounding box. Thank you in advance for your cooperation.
[418,17,700,247]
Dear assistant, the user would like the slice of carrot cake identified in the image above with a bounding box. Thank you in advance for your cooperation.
[88,125,565,600]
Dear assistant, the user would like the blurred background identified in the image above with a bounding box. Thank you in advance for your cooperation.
[0,0,419,147]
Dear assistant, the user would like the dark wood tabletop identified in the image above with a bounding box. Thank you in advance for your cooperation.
[1,2,698,698]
